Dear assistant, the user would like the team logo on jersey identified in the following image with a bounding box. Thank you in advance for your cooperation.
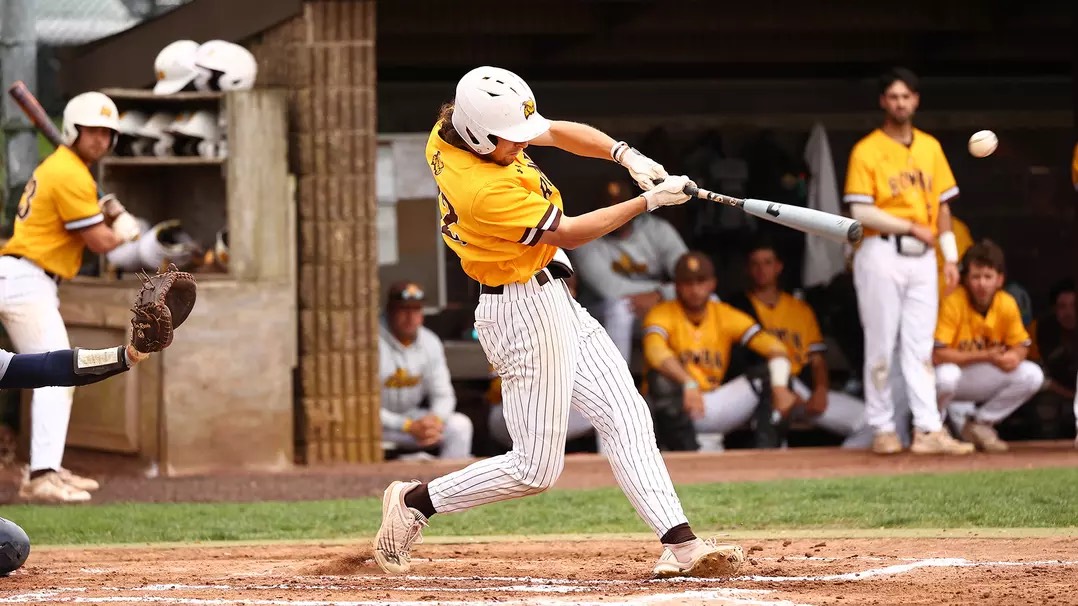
[430,151,444,175]
[612,253,649,276]
[522,99,536,119]
[385,368,421,389]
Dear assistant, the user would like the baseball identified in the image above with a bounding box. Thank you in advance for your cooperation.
[968,130,998,158]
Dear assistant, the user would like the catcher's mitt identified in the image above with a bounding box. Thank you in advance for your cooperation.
[130,263,197,353]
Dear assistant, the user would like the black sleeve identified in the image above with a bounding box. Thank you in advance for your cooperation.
[0,348,132,389]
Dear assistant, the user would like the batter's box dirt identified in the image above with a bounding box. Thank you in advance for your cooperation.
[1,538,1075,606]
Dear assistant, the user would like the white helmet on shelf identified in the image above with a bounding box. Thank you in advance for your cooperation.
[153,40,200,95]
[61,91,120,146]
[116,110,150,136]
[450,66,550,155]
[167,110,220,141]
[137,111,176,140]
[194,40,258,92]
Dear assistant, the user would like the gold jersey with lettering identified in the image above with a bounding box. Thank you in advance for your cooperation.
[425,123,564,287]
[642,300,786,390]
[844,128,959,237]
[934,287,1031,352]
[1,146,103,278]
[748,292,826,376]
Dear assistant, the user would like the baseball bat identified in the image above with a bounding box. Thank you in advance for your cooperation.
[7,81,63,147]
[684,184,863,245]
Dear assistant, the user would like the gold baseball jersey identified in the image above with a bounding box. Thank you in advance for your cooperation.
[934,287,1031,352]
[643,300,786,390]
[748,292,826,376]
[1,146,102,279]
[844,128,959,237]
[425,123,563,287]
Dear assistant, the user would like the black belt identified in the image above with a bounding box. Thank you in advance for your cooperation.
[2,255,62,283]
[878,233,930,257]
[480,263,573,295]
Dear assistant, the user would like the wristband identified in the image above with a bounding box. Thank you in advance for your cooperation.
[938,231,959,263]
[683,379,699,390]
[767,357,791,387]
[610,141,629,163]
[402,418,413,432]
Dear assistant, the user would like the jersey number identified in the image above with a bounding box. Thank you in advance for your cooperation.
[439,191,468,246]
[15,178,36,221]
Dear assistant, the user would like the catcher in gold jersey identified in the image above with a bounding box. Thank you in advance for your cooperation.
[843,67,972,456]
[933,240,1043,452]
[0,91,141,503]
[375,66,745,580]
[641,252,797,451]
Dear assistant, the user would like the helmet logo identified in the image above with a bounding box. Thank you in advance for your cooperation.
[430,151,444,176]
[522,99,536,119]
[100,106,113,117]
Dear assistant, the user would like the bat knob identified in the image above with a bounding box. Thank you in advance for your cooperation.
[683,183,699,197]
[847,221,864,244]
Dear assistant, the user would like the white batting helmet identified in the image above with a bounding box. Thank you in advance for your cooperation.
[116,110,150,136]
[451,66,550,155]
[194,40,258,92]
[153,40,200,95]
[167,110,220,141]
[61,92,120,146]
[137,111,175,139]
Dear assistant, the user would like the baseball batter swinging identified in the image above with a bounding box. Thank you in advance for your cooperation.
[374,66,745,578]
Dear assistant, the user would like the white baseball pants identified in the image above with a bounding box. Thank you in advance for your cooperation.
[599,297,636,364]
[853,237,942,434]
[428,275,688,537]
[487,403,594,448]
[693,376,872,448]
[935,361,1044,425]
[382,411,474,459]
[0,256,74,472]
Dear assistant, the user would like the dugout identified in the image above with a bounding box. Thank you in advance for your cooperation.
[47,0,1078,471]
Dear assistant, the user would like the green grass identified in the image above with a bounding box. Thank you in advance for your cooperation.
[1,468,1075,546]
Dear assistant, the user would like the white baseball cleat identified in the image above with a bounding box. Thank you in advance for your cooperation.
[373,480,429,574]
[653,539,745,579]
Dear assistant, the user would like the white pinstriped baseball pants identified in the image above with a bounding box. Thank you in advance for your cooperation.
[0,256,74,472]
[428,274,689,536]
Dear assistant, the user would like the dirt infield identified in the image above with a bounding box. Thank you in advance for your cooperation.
[2,442,1077,605]
[4,536,1077,605]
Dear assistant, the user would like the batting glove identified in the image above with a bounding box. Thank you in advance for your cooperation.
[111,212,142,242]
[611,141,668,190]
[642,175,694,212]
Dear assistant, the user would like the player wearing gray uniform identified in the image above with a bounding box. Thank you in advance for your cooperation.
[573,180,688,364]
[379,282,472,460]
[373,66,745,579]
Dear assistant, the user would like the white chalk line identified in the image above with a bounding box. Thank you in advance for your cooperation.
[2,558,1076,606]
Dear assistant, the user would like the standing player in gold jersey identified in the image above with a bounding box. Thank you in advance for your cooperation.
[843,67,973,455]
[0,91,141,503]
[374,66,745,579]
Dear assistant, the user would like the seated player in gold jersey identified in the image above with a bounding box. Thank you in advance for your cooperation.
[642,252,798,451]
[933,240,1044,452]
[725,240,874,449]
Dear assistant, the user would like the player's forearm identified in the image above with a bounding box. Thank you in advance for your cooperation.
[936,202,953,234]
[932,347,990,367]
[809,353,830,393]
[656,356,696,387]
[532,120,617,161]
[1007,344,1030,362]
[543,197,648,249]
[848,203,915,235]
[0,345,142,389]
[380,407,409,431]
